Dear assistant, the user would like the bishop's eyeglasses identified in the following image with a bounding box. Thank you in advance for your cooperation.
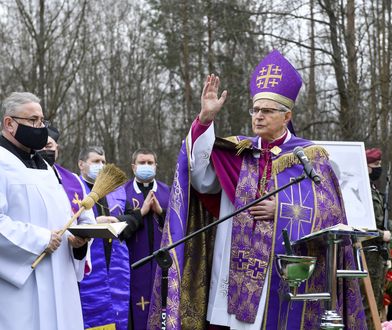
[248,107,287,116]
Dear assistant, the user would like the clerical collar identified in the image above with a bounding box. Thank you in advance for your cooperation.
[0,135,31,159]
[133,178,158,194]
[258,129,290,150]
[137,180,154,189]
[0,135,47,169]
[85,180,94,190]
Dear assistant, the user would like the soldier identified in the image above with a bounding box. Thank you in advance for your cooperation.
[363,148,391,327]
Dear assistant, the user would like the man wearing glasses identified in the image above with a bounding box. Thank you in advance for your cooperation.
[149,50,367,329]
[0,92,88,330]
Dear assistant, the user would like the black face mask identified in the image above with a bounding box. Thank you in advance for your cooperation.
[36,150,56,167]
[369,167,382,181]
[14,123,48,150]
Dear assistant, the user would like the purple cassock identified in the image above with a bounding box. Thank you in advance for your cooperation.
[54,164,84,213]
[124,179,170,330]
[78,179,130,330]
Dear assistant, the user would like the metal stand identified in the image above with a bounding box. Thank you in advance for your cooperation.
[279,228,378,330]
[320,234,345,329]
[155,250,173,330]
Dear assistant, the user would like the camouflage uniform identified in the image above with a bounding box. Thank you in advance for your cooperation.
[363,183,388,328]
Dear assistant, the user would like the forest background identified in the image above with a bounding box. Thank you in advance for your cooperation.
[0,0,391,187]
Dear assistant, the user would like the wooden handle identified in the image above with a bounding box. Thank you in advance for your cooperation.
[31,251,47,269]
[31,206,86,269]
[359,244,381,330]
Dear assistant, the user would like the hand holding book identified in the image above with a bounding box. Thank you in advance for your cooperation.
[68,222,128,239]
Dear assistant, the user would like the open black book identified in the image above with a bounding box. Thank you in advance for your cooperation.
[68,222,128,239]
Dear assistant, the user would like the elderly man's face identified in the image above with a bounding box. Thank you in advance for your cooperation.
[5,102,44,134]
[251,99,291,141]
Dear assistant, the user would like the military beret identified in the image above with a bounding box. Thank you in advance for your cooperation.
[365,148,382,164]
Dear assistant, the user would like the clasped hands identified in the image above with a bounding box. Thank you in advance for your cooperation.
[140,190,163,216]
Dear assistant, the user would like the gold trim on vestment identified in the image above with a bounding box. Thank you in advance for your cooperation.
[86,324,116,330]
[223,135,240,144]
[271,145,329,176]
[252,92,294,109]
[179,135,216,329]
[235,139,253,156]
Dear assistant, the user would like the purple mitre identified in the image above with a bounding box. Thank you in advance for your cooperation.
[250,49,302,109]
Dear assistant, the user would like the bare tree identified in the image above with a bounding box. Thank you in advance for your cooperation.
[12,0,88,118]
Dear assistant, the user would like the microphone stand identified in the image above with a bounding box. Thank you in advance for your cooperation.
[132,173,307,330]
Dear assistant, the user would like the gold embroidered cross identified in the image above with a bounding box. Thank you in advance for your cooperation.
[246,258,268,280]
[259,67,267,75]
[256,64,283,89]
[232,250,249,270]
[136,296,150,311]
[280,180,313,240]
[72,192,82,206]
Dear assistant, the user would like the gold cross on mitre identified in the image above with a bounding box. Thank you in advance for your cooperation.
[136,296,150,311]
[256,64,283,89]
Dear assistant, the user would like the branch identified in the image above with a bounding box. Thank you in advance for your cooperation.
[15,0,38,40]
[249,31,333,57]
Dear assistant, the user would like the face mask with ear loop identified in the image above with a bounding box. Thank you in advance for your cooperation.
[135,164,156,181]
[14,123,48,150]
[36,150,56,166]
[88,163,104,181]
[369,167,382,181]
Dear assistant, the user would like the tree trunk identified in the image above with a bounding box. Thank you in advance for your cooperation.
[318,0,351,140]
[307,0,317,139]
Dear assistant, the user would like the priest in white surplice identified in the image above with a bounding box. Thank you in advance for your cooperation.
[0,92,93,330]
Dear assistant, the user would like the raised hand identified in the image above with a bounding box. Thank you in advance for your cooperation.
[199,74,228,124]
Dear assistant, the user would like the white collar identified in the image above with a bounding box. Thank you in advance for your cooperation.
[257,129,291,149]
[133,178,157,194]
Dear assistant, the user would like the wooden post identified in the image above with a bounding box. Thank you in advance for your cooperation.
[360,246,382,330]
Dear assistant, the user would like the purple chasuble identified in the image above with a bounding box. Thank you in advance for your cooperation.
[124,179,170,330]
[78,180,130,330]
[54,163,83,213]
[148,135,367,329]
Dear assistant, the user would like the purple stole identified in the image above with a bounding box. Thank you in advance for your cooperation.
[78,180,130,330]
[124,179,170,330]
[148,142,190,329]
[54,164,83,213]
[148,136,367,329]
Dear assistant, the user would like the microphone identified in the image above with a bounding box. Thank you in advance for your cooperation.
[293,146,321,185]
